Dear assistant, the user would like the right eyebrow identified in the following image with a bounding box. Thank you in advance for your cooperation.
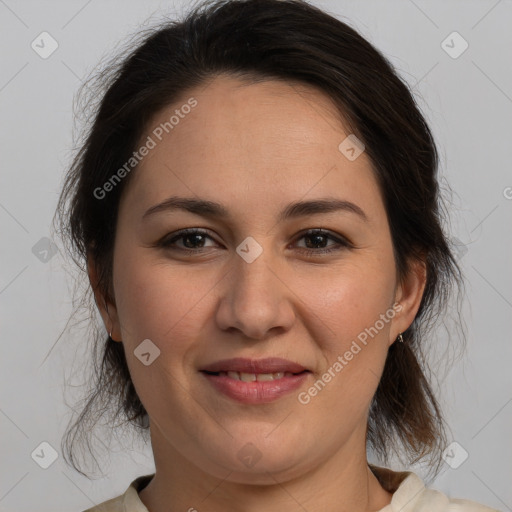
[142,196,369,223]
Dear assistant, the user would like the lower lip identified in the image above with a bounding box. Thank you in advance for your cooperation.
[201,371,310,404]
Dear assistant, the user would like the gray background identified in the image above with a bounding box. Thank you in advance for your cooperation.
[1,0,511,511]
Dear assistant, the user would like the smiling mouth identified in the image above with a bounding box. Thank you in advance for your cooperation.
[201,369,311,404]
[202,370,310,382]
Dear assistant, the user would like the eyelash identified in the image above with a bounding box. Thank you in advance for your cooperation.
[158,228,351,257]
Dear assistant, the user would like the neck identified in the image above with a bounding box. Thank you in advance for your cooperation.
[139,426,393,512]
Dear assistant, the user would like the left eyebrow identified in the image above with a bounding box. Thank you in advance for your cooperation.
[142,196,369,223]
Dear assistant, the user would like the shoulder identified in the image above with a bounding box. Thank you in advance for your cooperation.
[81,474,154,512]
[82,494,124,512]
[408,483,501,512]
[370,465,501,512]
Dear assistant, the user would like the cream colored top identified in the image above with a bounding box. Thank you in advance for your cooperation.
[82,465,500,512]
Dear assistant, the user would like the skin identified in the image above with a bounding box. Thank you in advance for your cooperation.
[89,75,426,512]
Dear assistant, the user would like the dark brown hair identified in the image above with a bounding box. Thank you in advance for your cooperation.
[53,0,465,480]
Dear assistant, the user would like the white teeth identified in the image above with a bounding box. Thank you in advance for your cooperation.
[256,373,275,381]
[219,371,293,381]
[240,372,257,382]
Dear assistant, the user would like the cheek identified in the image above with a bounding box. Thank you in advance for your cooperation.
[111,252,211,414]
[113,243,396,352]
[112,248,213,347]
[309,260,396,346]
[300,257,396,408]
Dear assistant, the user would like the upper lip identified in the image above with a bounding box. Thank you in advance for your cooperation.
[200,357,308,374]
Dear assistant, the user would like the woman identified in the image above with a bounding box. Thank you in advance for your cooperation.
[54,0,499,510]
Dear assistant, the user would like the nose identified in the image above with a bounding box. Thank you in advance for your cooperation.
[214,250,296,341]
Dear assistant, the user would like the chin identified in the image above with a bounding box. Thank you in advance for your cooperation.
[200,433,311,484]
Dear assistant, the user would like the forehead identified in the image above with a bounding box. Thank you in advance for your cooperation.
[119,75,382,223]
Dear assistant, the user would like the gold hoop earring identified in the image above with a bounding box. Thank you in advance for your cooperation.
[109,329,120,342]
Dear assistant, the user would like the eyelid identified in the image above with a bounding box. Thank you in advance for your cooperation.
[158,227,353,254]
[292,228,353,248]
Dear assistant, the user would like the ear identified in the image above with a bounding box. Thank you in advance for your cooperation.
[87,253,122,342]
[390,256,427,345]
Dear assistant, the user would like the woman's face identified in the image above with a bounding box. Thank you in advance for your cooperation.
[97,75,425,483]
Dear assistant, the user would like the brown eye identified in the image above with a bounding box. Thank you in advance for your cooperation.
[294,229,350,256]
[160,229,218,253]
[158,228,351,257]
